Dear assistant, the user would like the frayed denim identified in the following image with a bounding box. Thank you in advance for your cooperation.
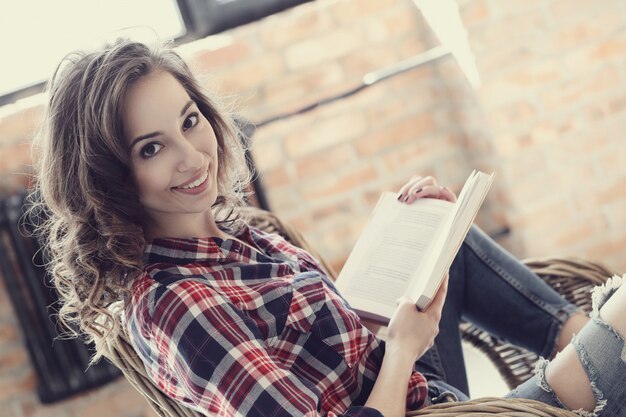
[505,276,626,416]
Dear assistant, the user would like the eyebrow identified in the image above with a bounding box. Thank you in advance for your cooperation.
[129,100,195,149]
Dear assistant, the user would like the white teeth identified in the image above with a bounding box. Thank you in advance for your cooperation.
[177,170,208,189]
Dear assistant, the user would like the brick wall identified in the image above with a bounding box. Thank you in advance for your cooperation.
[457,0,626,268]
[0,0,625,414]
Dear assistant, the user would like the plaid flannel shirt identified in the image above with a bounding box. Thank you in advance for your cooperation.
[124,224,428,416]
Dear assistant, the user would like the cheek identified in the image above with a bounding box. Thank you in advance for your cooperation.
[133,164,170,197]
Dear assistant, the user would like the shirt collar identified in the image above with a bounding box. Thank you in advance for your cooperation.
[143,223,261,265]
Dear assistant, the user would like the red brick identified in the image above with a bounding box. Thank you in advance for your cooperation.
[586,235,626,263]
[284,28,364,70]
[260,8,335,49]
[329,0,398,24]
[253,114,311,145]
[355,113,435,156]
[470,10,548,45]
[503,60,561,88]
[551,216,606,248]
[318,81,388,117]
[505,173,562,208]
[284,112,367,158]
[262,63,345,109]
[108,385,148,413]
[0,322,19,344]
[295,143,354,179]
[481,60,560,106]
[591,32,626,60]
[603,197,626,231]
[397,36,429,59]
[284,213,313,234]
[340,46,399,80]
[592,176,626,206]
[0,105,42,146]
[377,6,423,41]
[266,188,302,213]
[596,142,626,174]
[380,133,453,173]
[256,78,359,124]
[550,0,623,24]
[476,42,546,75]
[488,100,538,130]
[190,40,254,72]
[19,396,71,417]
[261,165,292,188]
[540,68,620,111]
[309,199,356,223]
[364,96,409,127]
[552,11,625,50]
[251,137,285,172]
[382,65,436,95]
[608,93,626,115]
[212,53,285,94]
[0,347,29,371]
[459,0,491,27]
[0,141,32,175]
[300,165,378,201]
[0,371,36,401]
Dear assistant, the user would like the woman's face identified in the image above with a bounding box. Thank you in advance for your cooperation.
[123,70,219,229]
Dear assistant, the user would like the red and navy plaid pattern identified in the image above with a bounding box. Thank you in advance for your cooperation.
[124,225,428,416]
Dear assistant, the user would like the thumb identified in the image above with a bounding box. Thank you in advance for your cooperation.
[396,296,411,305]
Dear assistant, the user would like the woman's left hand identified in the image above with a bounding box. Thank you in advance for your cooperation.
[396,175,457,204]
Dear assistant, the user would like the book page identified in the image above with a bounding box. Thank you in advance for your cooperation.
[335,193,452,319]
[410,171,495,310]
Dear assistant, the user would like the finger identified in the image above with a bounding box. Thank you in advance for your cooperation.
[396,176,424,202]
[439,186,457,203]
[395,295,412,305]
[405,184,444,204]
[399,176,436,203]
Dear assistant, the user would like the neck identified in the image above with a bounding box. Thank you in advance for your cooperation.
[144,210,228,240]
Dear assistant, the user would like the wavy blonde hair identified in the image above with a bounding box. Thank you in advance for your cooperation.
[27,39,251,362]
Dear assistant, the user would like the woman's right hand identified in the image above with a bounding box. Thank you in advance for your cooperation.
[385,274,449,363]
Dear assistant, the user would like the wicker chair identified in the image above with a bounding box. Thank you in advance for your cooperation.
[105,207,614,417]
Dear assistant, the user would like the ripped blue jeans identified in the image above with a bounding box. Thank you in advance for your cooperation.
[414,225,625,416]
[505,276,626,416]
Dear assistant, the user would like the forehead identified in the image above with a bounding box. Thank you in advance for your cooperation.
[123,70,190,140]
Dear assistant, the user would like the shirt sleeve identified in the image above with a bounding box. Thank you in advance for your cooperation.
[149,278,385,417]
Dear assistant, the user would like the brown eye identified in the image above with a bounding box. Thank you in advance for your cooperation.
[183,113,199,131]
[140,142,163,159]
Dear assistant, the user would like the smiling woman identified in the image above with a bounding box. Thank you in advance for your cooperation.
[25,38,626,417]
[123,70,224,240]
[26,39,251,361]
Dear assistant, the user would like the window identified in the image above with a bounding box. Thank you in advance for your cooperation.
[1,0,185,105]
[0,0,312,106]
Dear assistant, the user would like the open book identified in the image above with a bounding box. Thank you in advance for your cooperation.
[334,170,495,323]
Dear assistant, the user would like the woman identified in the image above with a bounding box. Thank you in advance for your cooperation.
[29,39,626,416]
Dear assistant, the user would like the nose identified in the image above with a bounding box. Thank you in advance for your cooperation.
[175,136,204,173]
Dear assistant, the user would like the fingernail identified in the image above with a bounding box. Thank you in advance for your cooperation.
[397,193,403,201]
[403,195,409,202]
[413,188,422,194]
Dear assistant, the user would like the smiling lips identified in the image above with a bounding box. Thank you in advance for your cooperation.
[172,168,209,194]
